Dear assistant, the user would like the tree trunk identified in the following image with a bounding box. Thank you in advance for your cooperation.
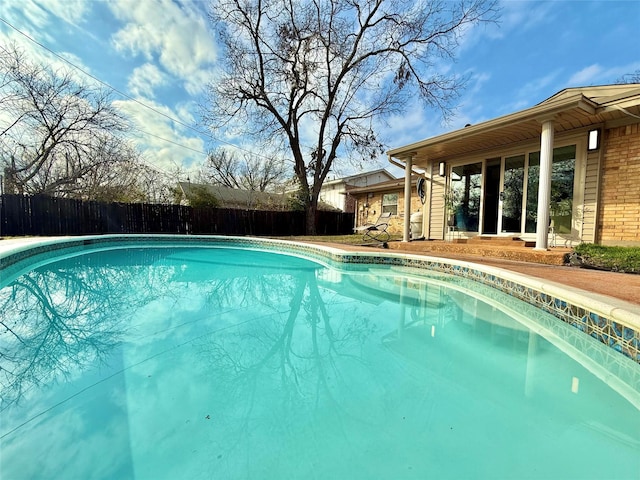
[305,201,318,235]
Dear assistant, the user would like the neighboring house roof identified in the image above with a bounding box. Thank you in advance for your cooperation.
[388,84,640,166]
[322,169,396,187]
[179,182,290,210]
[347,176,418,195]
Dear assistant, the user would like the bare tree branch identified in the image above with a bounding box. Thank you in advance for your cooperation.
[0,43,158,201]
[205,0,499,233]
[200,147,288,192]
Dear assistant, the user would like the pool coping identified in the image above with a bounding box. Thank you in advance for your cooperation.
[1,234,639,364]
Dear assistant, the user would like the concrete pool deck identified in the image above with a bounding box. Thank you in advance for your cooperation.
[312,241,640,308]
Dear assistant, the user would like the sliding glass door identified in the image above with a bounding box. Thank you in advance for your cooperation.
[482,158,501,234]
[446,144,576,236]
[449,163,482,232]
[501,155,525,233]
[525,145,576,234]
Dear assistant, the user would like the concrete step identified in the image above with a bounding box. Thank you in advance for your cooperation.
[466,236,535,247]
[387,240,571,265]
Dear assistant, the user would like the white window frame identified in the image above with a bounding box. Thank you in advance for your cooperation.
[382,193,398,215]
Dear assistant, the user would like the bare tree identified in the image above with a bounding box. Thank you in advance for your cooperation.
[617,70,640,84]
[0,44,132,198]
[205,0,498,233]
[138,164,185,204]
[200,147,288,192]
[65,136,145,202]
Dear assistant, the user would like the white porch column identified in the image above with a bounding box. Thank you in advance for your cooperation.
[535,119,555,250]
[403,155,413,242]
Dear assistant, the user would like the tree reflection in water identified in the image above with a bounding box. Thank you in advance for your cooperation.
[0,249,178,410]
[0,246,380,421]
[1,246,389,477]
[195,266,377,402]
[4,246,636,480]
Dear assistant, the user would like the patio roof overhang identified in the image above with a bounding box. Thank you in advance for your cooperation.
[347,177,417,195]
[388,85,640,169]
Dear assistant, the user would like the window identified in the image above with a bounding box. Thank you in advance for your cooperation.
[382,193,398,215]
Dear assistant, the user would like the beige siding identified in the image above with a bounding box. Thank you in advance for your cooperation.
[428,163,446,240]
[580,149,600,243]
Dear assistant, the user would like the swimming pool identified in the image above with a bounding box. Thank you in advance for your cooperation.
[1,236,639,479]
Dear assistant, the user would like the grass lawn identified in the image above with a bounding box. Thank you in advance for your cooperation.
[573,243,640,274]
[274,234,403,245]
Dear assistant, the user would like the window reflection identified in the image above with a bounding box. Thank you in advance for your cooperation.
[502,155,525,232]
[450,162,482,232]
[526,145,576,234]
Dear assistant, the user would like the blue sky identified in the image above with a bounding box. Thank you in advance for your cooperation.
[1,0,639,179]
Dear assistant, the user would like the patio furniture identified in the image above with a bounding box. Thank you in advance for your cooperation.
[355,212,392,243]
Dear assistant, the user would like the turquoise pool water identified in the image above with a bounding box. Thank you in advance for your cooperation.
[1,245,639,479]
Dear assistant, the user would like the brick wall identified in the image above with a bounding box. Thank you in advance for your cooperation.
[598,122,640,246]
[354,190,423,235]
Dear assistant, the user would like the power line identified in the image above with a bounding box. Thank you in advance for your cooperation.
[132,126,207,156]
[0,17,206,136]
[0,15,277,161]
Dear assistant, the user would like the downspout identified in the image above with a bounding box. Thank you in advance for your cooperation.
[403,155,413,242]
[353,198,359,232]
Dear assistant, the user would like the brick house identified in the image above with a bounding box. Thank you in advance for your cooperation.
[387,84,640,247]
[348,177,421,236]
[319,169,396,212]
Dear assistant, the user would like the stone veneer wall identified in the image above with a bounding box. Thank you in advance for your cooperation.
[598,122,640,246]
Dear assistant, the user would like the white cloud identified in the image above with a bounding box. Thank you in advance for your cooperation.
[109,0,217,96]
[2,0,89,37]
[0,0,97,84]
[381,70,494,150]
[113,98,207,173]
[565,62,640,87]
[128,63,169,98]
[175,102,197,126]
[567,64,604,86]
[452,71,492,122]
[40,0,89,25]
[456,0,558,58]
[4,0,49,30]
[494,0,557,38]
[509,70,562,108]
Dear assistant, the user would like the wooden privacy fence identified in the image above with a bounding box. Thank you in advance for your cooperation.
[192,207,305,236]
[0,195,354,237]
